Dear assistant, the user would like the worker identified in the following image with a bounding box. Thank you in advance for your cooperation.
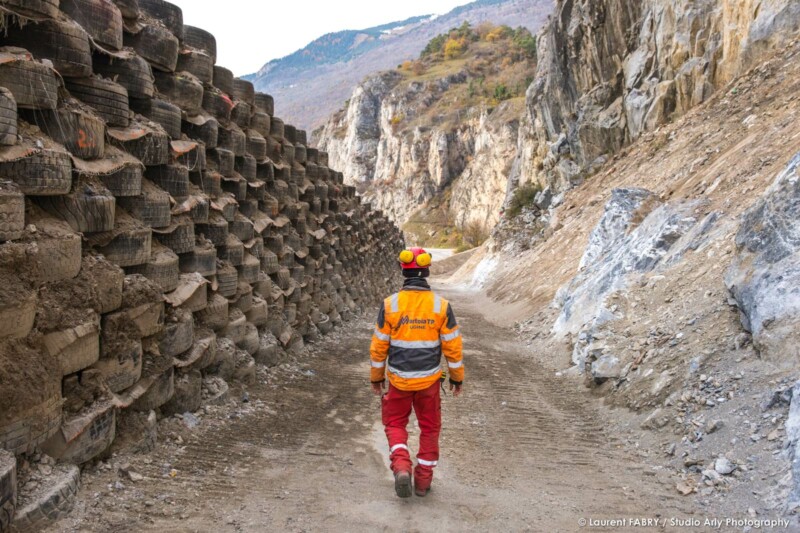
[370,247,464,498]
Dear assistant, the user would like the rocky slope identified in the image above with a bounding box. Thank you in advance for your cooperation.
[514,0,800,196]
[247,0,553,131]
[444,0,800,518]
[317,24,540,245]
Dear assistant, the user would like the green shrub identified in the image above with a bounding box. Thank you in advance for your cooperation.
[506,183,542,218]
[462,220,489,247]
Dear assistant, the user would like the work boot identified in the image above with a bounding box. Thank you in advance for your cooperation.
[394,470,412,498]
[414,464,433,497]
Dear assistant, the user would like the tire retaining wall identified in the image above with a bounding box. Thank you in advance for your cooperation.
[0,1,403,530]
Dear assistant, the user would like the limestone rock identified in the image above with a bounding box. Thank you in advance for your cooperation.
[726,153,800,366]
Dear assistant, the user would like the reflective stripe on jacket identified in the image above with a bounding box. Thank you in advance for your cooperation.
[370,286,464,391]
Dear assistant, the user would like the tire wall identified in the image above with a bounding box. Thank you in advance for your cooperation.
[0,1,403,530]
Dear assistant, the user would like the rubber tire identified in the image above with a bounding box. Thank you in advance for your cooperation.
[230,213,254,242]
[283,124,296,144]
[124,24,179,72]
[60,0,124,51]
[237,253,260,284]
[270,116,285,138]
[178,244,216,276]
[197,293,228,331]
[65,77,130,128]
[0,0,58,16]
[110,126,169,166]
[190,170,222,198]
[182,116,218,149]
[202,88,233,121]
[184,26,216,61]
[92,225,152,268]
[235,154,257,182]
[96,164,143,197]
[212,66,234,96]
[219,234,243,266]
[9,464,80,533]
[0,149,72,196]
[221,177,246,202]
[0,58,58,110]
[37,180,116,233]
[253,93,274,116]
[1,18,93,78]
[0,181,24,241]
[246,132,267,161]
[251,112,271,138]
[295,129,308,146]
[146,164,190,196]
[27,107,106,160]
[153,71,203,115]
[112,0,139,18]
[131,98,181,139]
[131,366,174,412]
[161,369,202,415]
[117,181,171,228]
[218,126,246,157]
[176,48,213,84]
[208,148,234,177]
[261,250,279,275]
[125,243,179,292]
[138,0,184,41]
[154,216,194,254]
[231,79,254,106]
[294,143,307,164]
[0,88,17,146]
[195,212,228,247]
[231,101,251,129]
[92,50,155,99]
[0,450,14,532]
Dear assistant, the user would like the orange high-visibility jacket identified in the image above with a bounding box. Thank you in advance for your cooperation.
[370,287,464,391]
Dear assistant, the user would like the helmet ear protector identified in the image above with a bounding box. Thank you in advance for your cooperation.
[399,250,415,264]
[415,253,432,268]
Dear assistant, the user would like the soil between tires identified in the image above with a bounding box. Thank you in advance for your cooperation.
[50,284,692,532]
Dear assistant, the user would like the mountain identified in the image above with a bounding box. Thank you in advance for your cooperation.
[316,22,541,248]
[245,0,553,130]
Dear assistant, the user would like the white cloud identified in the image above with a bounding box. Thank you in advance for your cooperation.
[171,0,473,76]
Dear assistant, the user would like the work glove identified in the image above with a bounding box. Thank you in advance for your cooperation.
[449,380,463,397]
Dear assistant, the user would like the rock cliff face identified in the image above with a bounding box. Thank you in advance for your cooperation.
[515,0,800,194]
[317,72,521,232]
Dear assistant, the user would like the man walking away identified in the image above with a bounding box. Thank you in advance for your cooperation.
[370,247,464,498]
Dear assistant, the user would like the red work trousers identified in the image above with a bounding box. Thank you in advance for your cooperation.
[381,381,441,491]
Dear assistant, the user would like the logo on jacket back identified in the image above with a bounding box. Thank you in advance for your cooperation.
[399,316,435,329]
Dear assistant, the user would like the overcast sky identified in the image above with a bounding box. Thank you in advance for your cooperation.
[170,1,474,76]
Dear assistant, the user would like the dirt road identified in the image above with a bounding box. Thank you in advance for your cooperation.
[55,285,690,532]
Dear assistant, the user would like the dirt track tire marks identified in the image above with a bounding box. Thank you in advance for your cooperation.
[61,285,692,531]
